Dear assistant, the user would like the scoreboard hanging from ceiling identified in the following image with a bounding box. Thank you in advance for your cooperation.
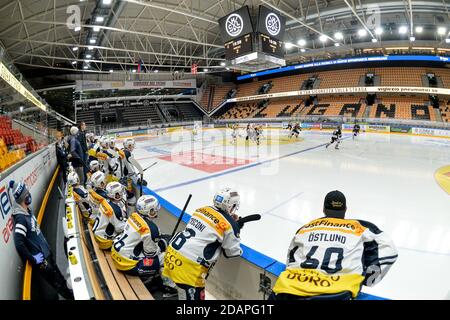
[224,34,253,60]
[219,5,286,61]
[219,6,254,44]
[257,6,286,58]
[260,34,283,58]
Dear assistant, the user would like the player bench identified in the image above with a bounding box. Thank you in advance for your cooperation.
[76,209,154,300]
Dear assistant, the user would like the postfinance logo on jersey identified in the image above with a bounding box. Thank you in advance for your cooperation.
[129,213,149,234]
[299,218,365,236]
[193,207,230,236]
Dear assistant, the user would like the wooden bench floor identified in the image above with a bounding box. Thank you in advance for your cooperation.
[80,213,154,300]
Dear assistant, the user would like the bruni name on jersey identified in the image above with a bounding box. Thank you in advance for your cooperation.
[176,305,210,317]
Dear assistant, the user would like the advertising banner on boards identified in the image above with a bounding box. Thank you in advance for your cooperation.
[0,146,57,299]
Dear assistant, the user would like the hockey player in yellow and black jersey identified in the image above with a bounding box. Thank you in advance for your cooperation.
[93,181,127,250]
[163,188,243,300]
[86,160,100,186]
[111,195,177,297]
[120,138,144,213]
[88,136,102,163]
[271,190,398,300]
[67,171,92,222]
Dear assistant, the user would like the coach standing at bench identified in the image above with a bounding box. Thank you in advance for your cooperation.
[77,122,88,183]
[9,180,74,300]
[69,126,86,185]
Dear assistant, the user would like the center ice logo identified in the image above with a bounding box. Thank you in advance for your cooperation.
[435,165,450,195]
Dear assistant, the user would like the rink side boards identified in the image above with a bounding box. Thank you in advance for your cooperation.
[0,145,57,299]
[140,185,387,300]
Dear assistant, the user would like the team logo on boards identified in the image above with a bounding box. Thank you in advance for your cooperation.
[225,14,244,37]
[435,165,450,195]
[265,13,281,36]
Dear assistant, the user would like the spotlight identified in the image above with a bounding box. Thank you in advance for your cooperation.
[358,29,367,37]
[334,32,343,40]
[438,27,447,36]
[399,26,408,34]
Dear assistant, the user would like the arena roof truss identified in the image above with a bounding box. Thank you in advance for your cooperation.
[0,0,448,76]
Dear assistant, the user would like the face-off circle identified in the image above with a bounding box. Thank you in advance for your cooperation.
[225,13,244,37]
[265,13,281,36]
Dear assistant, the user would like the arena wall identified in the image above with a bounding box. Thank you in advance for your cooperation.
[0,146,57,299]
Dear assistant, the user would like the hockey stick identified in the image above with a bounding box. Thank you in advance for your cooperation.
[130,161,158,177]
[170,194,192,239]
[237,214,261,229]
[143,161,158,172]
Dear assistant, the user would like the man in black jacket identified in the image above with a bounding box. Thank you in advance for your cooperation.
[55,135,69,184]
[69,126,86,185]
[9,180,74,300]
[77,122,88,182]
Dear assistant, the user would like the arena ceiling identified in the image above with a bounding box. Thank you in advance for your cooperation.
[0,0,449,76]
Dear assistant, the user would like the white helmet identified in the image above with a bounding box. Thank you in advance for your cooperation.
[70,126,79,136]
[213,188,240,215]
[109,137,116,148]
[99,136,109,148]
[90,171,106,189]
[106,182,124,201]
[89,160,100,172]
[136,195,160,218]
[123,138,135,150]
[67,172,79,186]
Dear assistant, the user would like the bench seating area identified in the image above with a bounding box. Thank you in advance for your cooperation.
[76,207,154,300]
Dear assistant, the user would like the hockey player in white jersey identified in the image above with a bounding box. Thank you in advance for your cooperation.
[111,195,177,296]
[88,171,108,226]
[121,138,145,211]
[163,188,243,300]
[86,160,101,188]
[231,124,239,144]
[106,137,123,182]
[93,181,128,250]
[271,190,398,300]
[67,171,92,222]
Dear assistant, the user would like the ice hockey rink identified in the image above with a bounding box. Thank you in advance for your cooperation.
[126,127,450,300]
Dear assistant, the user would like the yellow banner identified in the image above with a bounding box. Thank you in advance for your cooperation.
[0,62,47,112]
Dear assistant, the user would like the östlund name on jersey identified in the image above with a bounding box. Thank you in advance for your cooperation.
[308,232,347,244]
